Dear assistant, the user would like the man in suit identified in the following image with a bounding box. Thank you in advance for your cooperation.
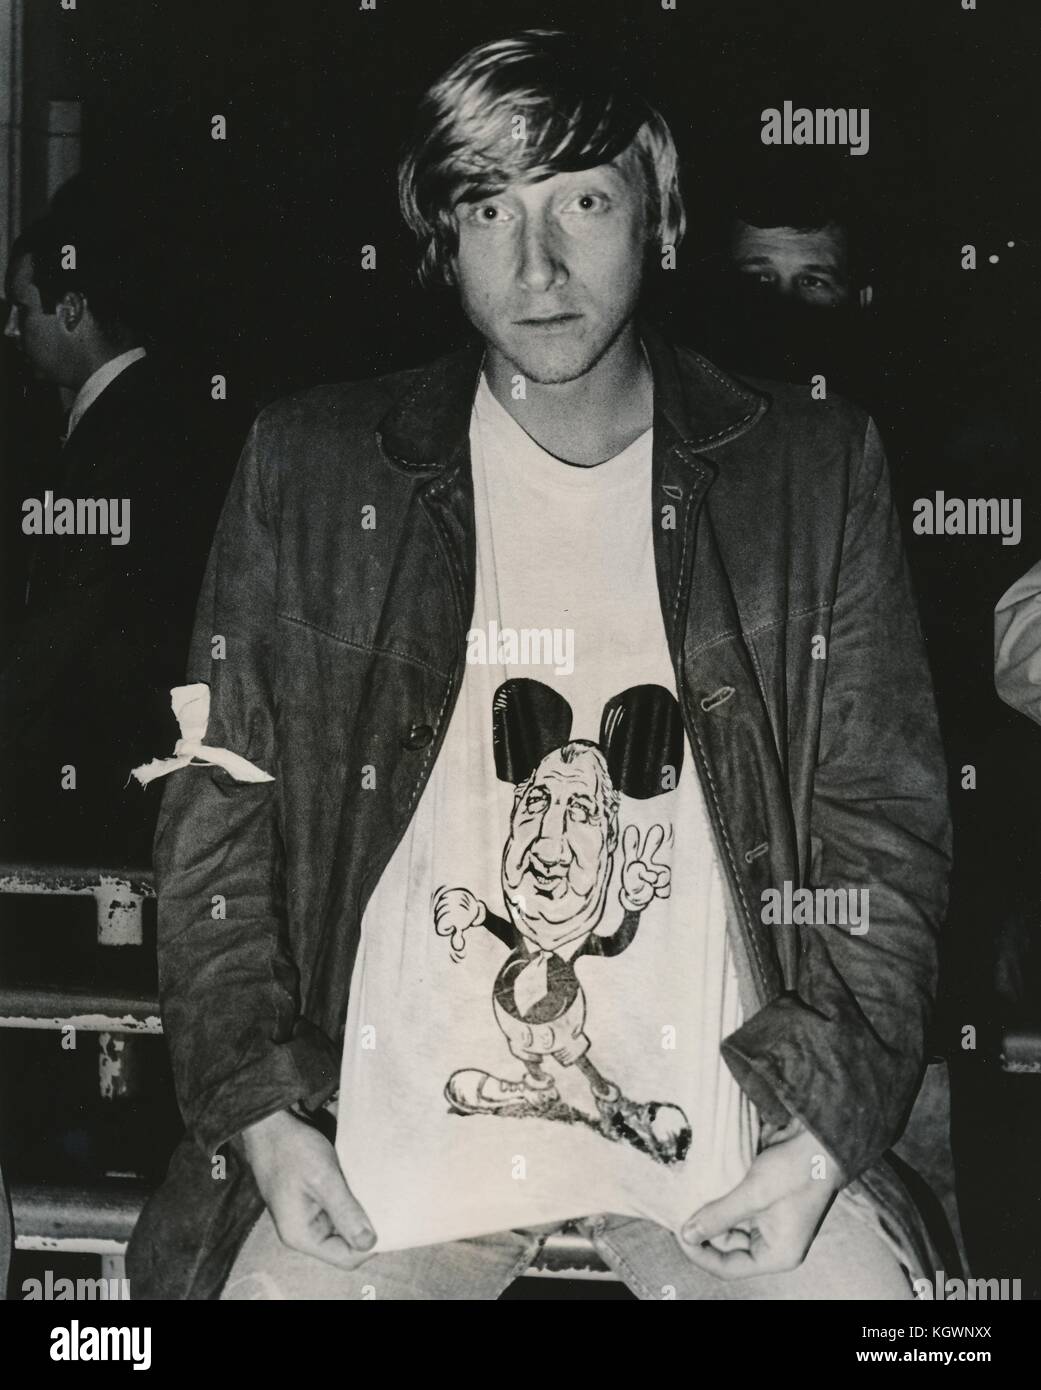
[1,210,230,866]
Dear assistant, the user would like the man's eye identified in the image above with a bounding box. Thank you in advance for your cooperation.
[800,276,830,291]
[561,192,608,214]
[465,203,511,225]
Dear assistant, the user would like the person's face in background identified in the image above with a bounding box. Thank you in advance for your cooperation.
[3,253,74,386]
[729,220,872,310]
[711,218,876,393]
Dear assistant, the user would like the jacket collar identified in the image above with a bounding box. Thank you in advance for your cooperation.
[376,318,767,473]
[641,319,767,455]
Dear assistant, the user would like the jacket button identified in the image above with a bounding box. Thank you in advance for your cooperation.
[403,722,434,750]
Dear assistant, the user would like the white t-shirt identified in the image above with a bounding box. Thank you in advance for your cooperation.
[335,373,758,1252]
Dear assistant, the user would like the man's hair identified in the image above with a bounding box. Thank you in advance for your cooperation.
[398,29,686,286]
[729,165,873,286]
[9,195,147,340]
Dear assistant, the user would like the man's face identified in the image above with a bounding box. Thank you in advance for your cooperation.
[503,748,615,940]
[3,254,70,384]
[730,221,853,308]
[452,145,649,385]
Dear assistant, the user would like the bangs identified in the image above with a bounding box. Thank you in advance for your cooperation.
[442,85,645,205]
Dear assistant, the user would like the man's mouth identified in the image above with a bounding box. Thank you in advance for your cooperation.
[525,863,568,896]
[514,313,582,330]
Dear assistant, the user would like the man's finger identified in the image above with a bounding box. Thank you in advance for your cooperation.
[310,1228,374,1272]
[677,1238,778,1282]
[621,824,640,865]
[683,1173,761,1242]
[281,1214,372,1273]
[318,1170,377,1255]
[707,1227,753,1253]
[641,822,666,864]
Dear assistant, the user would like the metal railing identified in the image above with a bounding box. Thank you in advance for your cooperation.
[1000,1028,1041,1074]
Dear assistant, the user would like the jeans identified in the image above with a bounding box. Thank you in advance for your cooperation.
[220,1191,915,1300]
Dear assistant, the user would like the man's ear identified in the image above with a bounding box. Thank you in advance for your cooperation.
[493,679,573,784]
[57,290,87,331]
[858,284,874,311]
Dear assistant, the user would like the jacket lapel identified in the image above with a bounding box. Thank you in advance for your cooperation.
[377,341,483,647]
[644,327,795,1001]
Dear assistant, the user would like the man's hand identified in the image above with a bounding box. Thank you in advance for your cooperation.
[618,824,672,912]
[678,1118,843,1280]
[432,885,486,958]
[240,1108,377,1271]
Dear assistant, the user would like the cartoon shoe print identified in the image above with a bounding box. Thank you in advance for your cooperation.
[445,1068,560,1118]
[590,1081,692,1165]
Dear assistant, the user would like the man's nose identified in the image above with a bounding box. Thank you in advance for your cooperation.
[516,215,566,293]
[3,308,19,340]
[532,835,568,867]
[533,803,570,861]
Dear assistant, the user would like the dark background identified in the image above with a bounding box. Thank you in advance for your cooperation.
[2,0,1040,1294]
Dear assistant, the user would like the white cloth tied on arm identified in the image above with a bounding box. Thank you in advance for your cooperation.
[131,683,275,787]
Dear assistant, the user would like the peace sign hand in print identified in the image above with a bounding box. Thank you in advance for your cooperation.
[618,823,673,912]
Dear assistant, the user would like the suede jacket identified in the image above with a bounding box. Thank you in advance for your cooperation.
[127,324,952,1299]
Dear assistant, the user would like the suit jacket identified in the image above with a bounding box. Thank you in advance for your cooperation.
[127,324,954,1297]
[0,356,233,866]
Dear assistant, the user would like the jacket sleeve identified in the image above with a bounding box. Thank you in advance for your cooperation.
[154,412,339,1159]
[722,416,952,1183]
[994,557,1041,725]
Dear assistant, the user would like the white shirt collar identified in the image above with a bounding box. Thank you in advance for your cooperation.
[65,347,148,440]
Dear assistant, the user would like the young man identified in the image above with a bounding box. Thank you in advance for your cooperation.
[128,30,951,1300]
